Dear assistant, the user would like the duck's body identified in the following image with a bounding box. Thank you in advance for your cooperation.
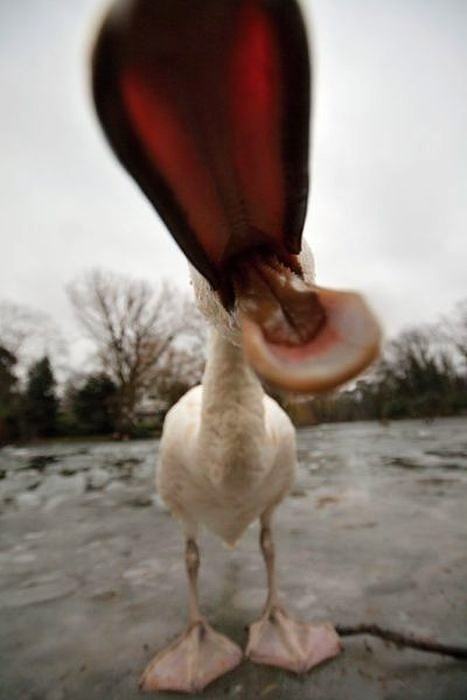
[158,331,295,546]
[143,327,342,693]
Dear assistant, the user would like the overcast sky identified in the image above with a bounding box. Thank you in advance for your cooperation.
[1,0,466,367]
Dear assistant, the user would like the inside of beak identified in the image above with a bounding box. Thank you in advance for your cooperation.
[232,253,381,394]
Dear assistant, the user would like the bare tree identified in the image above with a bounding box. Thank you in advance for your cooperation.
[150,331,206,411]
[68,269,205,435]
[0,300,65,380]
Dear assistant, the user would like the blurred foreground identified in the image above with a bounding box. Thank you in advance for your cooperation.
[1,417,466,699]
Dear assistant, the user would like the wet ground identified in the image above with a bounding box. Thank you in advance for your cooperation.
[1,417,466,699]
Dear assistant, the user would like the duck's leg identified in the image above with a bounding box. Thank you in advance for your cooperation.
[140,537,242,693]
[246,514,342,673]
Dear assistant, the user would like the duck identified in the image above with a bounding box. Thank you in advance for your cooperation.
[91,0,380,692]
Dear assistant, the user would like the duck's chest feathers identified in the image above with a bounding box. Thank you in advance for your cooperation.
[198,403,270,489]
[186,449,284,546]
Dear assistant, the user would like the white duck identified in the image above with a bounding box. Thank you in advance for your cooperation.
[91,0,380,692]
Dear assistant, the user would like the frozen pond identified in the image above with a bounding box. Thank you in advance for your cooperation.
[1,417,466,698]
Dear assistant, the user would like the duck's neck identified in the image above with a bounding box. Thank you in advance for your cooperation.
[198,329,266,484]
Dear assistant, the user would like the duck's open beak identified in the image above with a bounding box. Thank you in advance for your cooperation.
[232,255,380,393]
[92,0,380,394]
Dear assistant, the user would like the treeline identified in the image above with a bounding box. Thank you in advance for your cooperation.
[1,353,60,442]
[0,270,206,444]
[1,271,466,444]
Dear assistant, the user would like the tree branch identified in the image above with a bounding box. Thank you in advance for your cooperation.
[336,623,467,660]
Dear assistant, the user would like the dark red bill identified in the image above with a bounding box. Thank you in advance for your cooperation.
[91,0,380,393]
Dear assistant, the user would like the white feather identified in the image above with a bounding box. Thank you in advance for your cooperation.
[156,246,313,545]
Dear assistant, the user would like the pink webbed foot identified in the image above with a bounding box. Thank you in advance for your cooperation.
[140,620,243,694]
[246,606,342,674]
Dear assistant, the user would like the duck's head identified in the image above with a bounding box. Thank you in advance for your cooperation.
[91,0,380,394]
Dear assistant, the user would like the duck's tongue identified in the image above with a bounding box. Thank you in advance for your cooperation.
[232,255,380,394]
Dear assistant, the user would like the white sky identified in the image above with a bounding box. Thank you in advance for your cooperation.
[1,0,466,368]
